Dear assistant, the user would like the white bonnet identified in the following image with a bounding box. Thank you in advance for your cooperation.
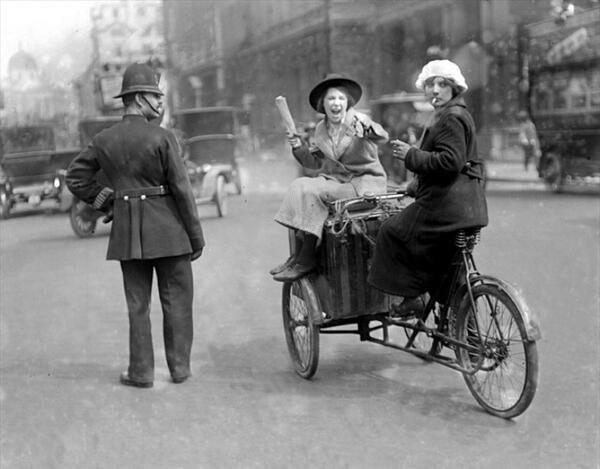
[415,60,468,92]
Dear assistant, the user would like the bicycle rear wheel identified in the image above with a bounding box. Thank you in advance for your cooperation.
[455,283,538,418]
[282,278,320,379]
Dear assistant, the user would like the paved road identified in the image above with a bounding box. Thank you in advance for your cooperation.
[1,159,599,468]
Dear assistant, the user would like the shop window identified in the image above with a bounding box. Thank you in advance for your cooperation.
[568,73,588,109]
[591,69,600,109]
[553,72,569,110]
[533,75,552,112]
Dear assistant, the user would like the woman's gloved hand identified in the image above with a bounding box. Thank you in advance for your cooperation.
[351,113,372,138]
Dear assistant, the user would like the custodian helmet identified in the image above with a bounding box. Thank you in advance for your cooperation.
[113,63,163,99]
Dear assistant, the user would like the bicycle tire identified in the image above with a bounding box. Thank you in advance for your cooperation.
[281,278,320,379]
[454,283,538,418]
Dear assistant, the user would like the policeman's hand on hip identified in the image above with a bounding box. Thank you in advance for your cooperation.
[102,206,114,224]
[191,248,203,261]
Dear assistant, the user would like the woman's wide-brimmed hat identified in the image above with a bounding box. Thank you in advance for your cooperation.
[414,60,468,93]
[309,73,362,113]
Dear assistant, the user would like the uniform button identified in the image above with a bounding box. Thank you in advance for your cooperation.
[124,195,129,201]
[141,195,146,200]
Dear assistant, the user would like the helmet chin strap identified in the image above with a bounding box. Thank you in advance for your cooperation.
[141,94,160,116]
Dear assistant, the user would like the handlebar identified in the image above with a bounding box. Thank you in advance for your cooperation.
[330,191,408,213]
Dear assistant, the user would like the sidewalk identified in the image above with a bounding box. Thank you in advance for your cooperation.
[238,147,543,194]
[485,159,541,183]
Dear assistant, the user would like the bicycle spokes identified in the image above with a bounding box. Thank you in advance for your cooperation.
[456,284,538,418]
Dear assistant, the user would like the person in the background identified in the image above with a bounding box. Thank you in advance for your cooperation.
[516,110,542,173]
[368,60,488,317]
[66,63,205,388]
[271,73,389,282]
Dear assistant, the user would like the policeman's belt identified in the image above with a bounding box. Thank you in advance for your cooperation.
[115,185,170,200]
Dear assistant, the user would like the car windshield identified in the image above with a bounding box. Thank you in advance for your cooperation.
[176,109,237,136]
[0,126,55,155]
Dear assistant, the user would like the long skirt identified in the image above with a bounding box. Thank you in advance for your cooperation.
[274,176,358,240]
[367,203,456,297]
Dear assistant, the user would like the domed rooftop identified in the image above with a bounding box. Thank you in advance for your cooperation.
[8,49,38,72]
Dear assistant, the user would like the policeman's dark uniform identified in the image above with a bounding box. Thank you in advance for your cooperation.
[66,63,205,387]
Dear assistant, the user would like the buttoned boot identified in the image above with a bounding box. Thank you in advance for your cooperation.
[272,233,317,282]
[269,231,303,275]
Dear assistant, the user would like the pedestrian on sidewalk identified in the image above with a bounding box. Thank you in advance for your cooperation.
[516,110,542,173]
[368,59,487,318]
[271,73,389,282]
[66,62,205,388]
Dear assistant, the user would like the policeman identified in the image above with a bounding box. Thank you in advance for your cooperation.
[67,63,205,388]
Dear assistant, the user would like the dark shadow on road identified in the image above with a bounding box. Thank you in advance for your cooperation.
[201,336,515,426]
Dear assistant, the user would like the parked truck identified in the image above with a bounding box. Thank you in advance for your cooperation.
[525,6,600,192]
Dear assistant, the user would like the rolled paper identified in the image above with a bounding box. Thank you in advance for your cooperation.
[275,96,298,135]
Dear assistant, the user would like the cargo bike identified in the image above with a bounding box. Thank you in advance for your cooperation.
[281,192,540,418]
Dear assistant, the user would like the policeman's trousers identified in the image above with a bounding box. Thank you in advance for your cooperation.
[120,254,193,383]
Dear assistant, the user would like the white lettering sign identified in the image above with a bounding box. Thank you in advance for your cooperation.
[547,27,589,64]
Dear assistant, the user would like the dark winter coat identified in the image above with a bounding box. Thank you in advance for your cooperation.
[367,97,487,297]
[66,115,205,260]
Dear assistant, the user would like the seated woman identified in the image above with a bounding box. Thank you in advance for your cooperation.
[272,73,389,282]
[367,60,488,316]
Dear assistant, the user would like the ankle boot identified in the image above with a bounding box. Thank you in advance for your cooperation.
[269,231,303,275]
[272,233,317,282]
[390,292,430,319]
[295,233,317,268]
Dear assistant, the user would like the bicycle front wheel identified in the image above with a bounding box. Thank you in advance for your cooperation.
[455,283,538,418]
[282,278,320,379]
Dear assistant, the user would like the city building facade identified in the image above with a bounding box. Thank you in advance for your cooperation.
[163,0,596,157]
[75,0,165,118]
[0,48,77,148]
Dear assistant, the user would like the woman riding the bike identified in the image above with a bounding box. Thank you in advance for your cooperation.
[368,60,488,317]
[271,73,389,282]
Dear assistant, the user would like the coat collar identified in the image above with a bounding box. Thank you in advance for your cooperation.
[314,107,358,160]
[418,96,467,148]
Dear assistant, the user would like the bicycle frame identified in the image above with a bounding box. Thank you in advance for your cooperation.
[319,230,493,375]
[282,193,540,417]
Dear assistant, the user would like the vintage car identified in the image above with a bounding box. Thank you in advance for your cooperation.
[173,106,246,217]
[69,108,247,237]
[370,93,434,185]
[0,125,77,219]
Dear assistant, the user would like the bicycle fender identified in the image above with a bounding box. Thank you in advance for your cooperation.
[471,274,542,341]
[299,277,325,325]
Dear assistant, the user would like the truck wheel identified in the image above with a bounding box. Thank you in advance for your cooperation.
[0,190,11,219]
[215,175,228,217]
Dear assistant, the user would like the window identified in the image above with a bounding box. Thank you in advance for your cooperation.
[532,74,552,112]
[568,74,588,109]
[553,72,569,110]
[591,69,600,109]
